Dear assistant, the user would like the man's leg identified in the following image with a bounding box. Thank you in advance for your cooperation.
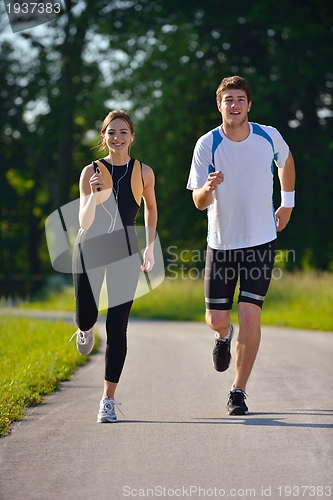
[232,302,262,392]
[226,240,276,414]
[232,239,276,391]
[205,309,231,339]
[204,246,238,372]
[204,245,237,337]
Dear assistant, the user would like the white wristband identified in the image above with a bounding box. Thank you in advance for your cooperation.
[281,190,295,208]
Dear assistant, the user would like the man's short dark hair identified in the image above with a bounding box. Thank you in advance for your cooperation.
[216,76,252,104]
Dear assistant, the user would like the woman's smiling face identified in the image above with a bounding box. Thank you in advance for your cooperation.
[104,118,134,154]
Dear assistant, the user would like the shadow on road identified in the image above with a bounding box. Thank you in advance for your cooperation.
[109,410,333,429]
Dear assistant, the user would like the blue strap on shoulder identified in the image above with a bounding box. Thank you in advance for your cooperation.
[251,123,278,173]
[208,127,223,174]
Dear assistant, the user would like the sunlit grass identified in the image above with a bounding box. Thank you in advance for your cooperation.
[262,271,333,330]
[132,277,207,321]
[131,271,333,331]
[15,286,76,311]
[0,316,99,438]
[13,271,333,331]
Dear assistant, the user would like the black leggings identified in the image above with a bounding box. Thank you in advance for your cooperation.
[73,231,140,383]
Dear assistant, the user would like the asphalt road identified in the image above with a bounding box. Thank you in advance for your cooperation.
[0,319,332,500]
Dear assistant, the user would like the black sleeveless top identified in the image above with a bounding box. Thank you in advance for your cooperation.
[90,157,142,230]
[75,157,143,270]
[94,157,142,227]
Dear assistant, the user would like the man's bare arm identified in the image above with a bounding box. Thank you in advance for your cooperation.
[275,151,296,232]
[192,171,224,210]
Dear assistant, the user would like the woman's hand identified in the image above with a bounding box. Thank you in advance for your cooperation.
[141,246,155,272]
[89,169,105,193]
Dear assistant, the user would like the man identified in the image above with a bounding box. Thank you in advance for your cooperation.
[187,75,295,415]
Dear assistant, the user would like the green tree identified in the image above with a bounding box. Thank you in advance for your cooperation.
[1,0,332,301]
[108,0,333,269]
[0,1,114,294]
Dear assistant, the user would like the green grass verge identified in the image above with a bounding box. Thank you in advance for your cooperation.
[0,315,99,438]
[261,271,333,330]
[15,271,333,331]
[16,286,76,311]
[134,271,333,331]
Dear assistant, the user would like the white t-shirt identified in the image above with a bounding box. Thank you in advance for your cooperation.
[187,122,290,250]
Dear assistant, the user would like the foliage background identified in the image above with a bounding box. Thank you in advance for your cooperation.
[0,0,332,297]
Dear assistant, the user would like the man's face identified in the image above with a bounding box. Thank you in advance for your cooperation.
[217,89,251,127]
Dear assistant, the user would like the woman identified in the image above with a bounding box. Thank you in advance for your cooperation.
[71,110,157,423]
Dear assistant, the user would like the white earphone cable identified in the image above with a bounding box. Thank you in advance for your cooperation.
[101,161,129,234]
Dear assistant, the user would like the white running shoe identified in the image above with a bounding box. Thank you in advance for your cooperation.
[69,328,95,355]
[97,397,124,423]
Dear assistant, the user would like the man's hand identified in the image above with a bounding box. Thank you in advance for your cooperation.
[192,171,224,210]
[206,171,224,192]
[275,206,293,232]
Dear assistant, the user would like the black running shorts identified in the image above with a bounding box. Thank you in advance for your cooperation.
[204,239,276,310]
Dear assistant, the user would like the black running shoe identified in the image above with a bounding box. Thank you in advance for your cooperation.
[227,389,249,415]
[212,325,234,372]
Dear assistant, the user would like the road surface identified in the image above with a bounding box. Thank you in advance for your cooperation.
[0,319,332,500]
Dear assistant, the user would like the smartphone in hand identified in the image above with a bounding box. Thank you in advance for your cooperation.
[96,166,102,192]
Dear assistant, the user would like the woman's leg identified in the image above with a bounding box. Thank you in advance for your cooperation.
[97,296,134,421]
[73,240,105,330]
[102,300,133,401]
[103,252,141,396]
[99,229,141,415]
